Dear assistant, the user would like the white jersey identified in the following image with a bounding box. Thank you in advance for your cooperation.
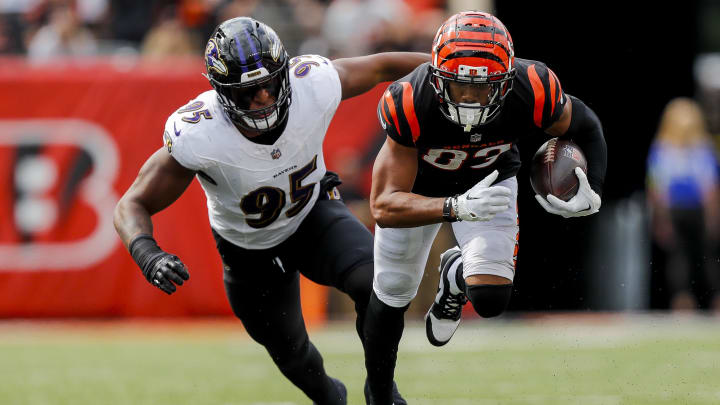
[162,55,342,249]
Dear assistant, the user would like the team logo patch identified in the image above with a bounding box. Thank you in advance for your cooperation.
[459,65,488,77]
[271,148,282,159]
[470,133,482,143]
[326,187,341,200]
[163,130,173,153]
[205,39,228,76]
[562,145,581,162]
[269,39,282,62]
[265,26,282,62]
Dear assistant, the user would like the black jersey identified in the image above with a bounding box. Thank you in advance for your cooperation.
[378,58,567,197]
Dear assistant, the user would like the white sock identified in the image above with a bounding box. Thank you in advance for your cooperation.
[446,258,463,295]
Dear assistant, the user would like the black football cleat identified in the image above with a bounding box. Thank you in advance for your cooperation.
[425,246,467,346]
[363,379,407,405]
[314,377,347,405]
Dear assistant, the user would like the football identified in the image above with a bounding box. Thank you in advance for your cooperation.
[530,138,587,201]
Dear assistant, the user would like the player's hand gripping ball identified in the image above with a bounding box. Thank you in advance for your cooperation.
[532,138,601,218]
[530,138,587,201]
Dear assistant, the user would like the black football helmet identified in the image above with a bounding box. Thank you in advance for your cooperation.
[204,17,291,132]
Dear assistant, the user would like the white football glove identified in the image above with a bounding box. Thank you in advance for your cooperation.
[453,170,512,221]
[535,167,601,218]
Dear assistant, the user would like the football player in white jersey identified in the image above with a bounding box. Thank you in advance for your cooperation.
[113,17,427,405]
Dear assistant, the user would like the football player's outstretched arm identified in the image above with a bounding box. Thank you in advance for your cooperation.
[333,52,430,100]
[113,148,195,294]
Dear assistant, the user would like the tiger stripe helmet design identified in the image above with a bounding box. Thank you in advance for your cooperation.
[429,11,516,130]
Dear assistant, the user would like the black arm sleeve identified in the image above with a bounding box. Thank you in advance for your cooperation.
[564,95,607,196]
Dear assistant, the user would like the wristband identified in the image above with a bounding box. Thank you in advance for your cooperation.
[443,196,458,222]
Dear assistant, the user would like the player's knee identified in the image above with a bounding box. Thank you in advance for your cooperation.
[465,284,513,318]
[374,271,417,308]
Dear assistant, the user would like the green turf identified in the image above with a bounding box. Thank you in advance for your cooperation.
[1,315,720,405]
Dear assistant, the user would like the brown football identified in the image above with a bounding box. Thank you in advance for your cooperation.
[530,138,587,201]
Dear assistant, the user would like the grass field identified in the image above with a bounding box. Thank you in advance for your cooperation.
[2,314,720,405]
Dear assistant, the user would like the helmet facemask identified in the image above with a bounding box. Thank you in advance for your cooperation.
[430,64,515,131]
[209,62,291,132]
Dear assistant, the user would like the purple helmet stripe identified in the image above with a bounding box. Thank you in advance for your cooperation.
[243,29,263,69]
[234,34,248,72]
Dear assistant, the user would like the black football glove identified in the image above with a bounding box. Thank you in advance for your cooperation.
[128,234,190,295]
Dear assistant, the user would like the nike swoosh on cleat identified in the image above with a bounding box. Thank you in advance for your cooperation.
[174,122,181,137]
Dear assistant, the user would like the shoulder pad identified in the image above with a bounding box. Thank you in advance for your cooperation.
[377,67,430,147]
[513,59,567,129]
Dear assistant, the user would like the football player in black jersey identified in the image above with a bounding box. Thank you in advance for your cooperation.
[362,11,607,404]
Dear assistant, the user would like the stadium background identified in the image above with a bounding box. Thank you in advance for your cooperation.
[2,1,720,404]
[1,0,716,318]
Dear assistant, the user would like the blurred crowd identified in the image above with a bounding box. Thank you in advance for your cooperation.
[644,54,720,314]
[0,0,449,62]
[646,97,720,313]
[3,0,719,314]
[0,0,462,319]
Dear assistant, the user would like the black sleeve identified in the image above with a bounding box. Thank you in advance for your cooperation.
[564,95,607,196]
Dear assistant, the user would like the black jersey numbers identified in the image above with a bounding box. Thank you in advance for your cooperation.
[240,187,286,228]
[286,156,317,217]
[240,156,318,228]
[422,144,512,171]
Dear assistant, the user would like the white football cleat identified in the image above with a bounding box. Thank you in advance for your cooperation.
[425,246,467,346]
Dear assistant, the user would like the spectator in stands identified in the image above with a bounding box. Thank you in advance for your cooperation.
[26,1,97,62]
[647,97,720,312]
[0,13,26,54]
[323,0,411,58]
[140,5,199,59]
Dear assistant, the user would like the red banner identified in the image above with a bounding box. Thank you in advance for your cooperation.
[0,57,386,320]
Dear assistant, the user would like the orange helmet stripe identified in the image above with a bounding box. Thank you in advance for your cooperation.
[400,82,420,142]
[440,55,507,74]
[527,64,545,127]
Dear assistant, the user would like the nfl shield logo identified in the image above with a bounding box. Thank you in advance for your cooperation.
[271,148,282,159]
[470,133,482,143]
